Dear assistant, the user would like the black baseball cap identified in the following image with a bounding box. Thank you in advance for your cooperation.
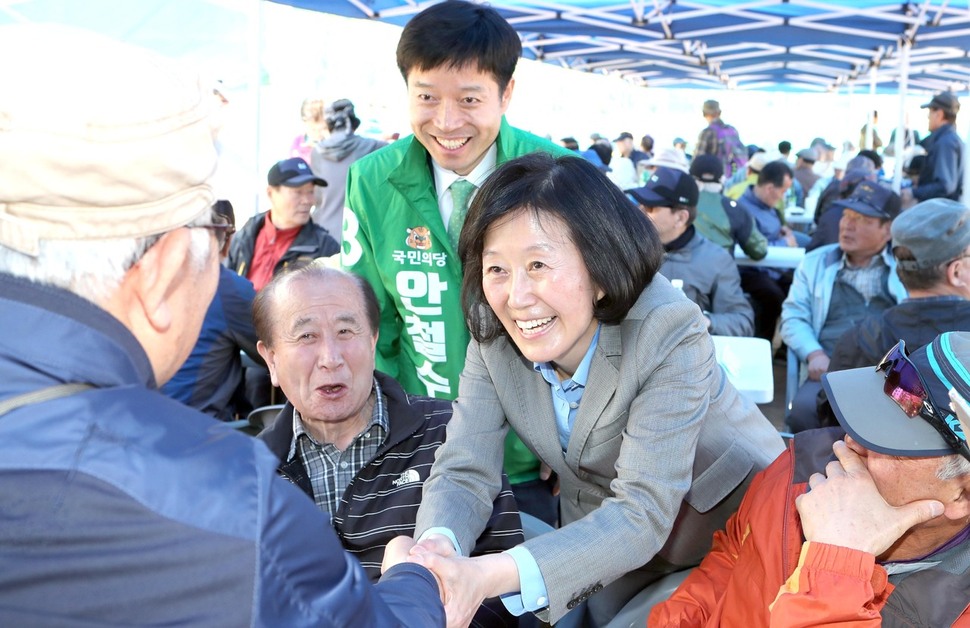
[689,154,723,183]
[831,181,900,221]
[267,157,327,187]
[627,167,699,207]
[921,91,960,116]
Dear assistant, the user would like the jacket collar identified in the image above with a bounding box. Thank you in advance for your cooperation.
[0,272,156,391]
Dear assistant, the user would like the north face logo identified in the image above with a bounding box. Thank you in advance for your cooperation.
[392,469,420,487]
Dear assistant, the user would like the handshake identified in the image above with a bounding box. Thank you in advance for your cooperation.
[381,533,519,628]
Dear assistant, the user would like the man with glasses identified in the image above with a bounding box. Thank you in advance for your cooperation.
[0,26,443,626]
[651,331,970,627]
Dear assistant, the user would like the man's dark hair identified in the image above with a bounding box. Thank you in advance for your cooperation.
[757,160,793,188]
[893,246,949,291]
[857,149,883,170]
[253,264,381,345]
[459,153,663,343]
[589,142,612,167]
[396,0,521,94]
[777,140,791,155]
[641,134,654,153]
[213,199,235,229]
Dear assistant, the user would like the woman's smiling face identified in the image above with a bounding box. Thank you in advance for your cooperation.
[481,208,603,378]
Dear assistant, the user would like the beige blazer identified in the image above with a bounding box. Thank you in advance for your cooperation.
[415,276,784,623]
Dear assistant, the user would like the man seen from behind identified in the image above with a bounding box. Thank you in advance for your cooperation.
[0,25,443,627]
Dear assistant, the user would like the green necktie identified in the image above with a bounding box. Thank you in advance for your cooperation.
[447,179,476,251]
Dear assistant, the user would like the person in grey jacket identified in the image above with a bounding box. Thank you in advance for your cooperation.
[629,167,754,337]
[310,99,387,237]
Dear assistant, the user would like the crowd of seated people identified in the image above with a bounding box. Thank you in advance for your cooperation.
[4,2,970,627]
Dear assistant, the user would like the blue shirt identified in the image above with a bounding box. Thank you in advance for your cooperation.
[420,327,603,616]
[502,326,601,614]
[534,326,601,450]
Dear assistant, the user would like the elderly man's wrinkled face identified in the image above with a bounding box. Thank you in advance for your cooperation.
[846,436,970,543]
[259,274,378,443]
[267,183,315,230]
[839,208,891,262]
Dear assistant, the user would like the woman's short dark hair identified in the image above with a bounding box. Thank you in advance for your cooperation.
[459,153,664,343]
[396,0,521,94]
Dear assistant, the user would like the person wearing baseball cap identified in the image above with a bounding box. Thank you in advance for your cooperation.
[227,156,338,291]
[689,153,768,261]
[0,24,444,627]
[781,179,907,432]
[613,130,650,174]
[793,147,820,194]
[628,168,755,336]
[651,331,970,626]
[903,91,963,204]
[824,198,970,376]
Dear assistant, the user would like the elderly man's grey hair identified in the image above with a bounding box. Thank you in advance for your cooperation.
[0,214,214,306]
[937,453,970,481]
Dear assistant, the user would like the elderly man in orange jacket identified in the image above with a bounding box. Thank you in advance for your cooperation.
[650,331,970,627]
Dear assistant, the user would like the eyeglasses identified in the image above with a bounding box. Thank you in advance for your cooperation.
[877,340,970,462]
[193,211,234,251]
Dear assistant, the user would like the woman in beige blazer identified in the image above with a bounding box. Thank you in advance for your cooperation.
[409,154,785,626]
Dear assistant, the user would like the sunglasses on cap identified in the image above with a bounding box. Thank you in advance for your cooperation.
[877,340,970,462]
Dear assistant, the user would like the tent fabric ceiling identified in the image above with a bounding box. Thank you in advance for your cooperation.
[270,0,970,93]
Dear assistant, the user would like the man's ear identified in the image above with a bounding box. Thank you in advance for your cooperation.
[257,340,280,387]
[499,77,515,112]
[843,435,869,458]
[131,228,194,334]
[948,257,969,289]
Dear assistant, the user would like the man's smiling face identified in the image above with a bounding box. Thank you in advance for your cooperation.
[407,64,513,176]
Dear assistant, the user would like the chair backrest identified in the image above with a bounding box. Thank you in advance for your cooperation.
[785,346,806,419]
[603,569,694,628]
[248,404,286,431]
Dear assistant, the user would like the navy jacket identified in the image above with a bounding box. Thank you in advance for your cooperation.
[829,296,970,372]
[914,123,964,201]
[162,266,262,420]
[0,272,443,627]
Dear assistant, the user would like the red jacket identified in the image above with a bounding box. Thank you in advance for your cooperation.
[649,428,970,627]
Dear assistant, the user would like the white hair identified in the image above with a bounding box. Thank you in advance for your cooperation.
[0,215,212,306]
[937,453,970,481]
[697,181,723,193]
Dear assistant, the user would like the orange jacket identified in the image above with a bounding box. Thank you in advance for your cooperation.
[649,428,970,627]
